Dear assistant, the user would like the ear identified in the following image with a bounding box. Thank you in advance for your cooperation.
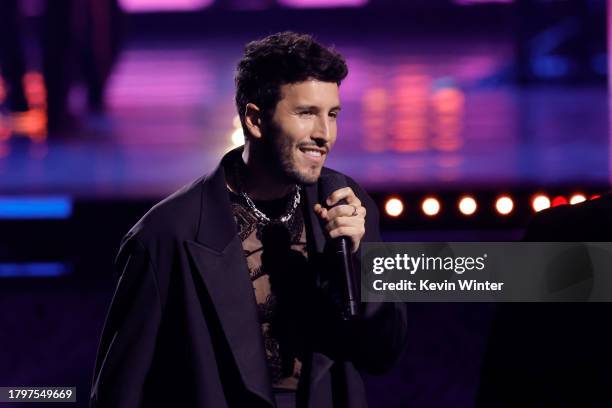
[244,103,263,139]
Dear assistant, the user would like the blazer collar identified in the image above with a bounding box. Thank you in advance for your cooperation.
[195,152,238,252]
[189,148,275,405]
[195,147,328,255]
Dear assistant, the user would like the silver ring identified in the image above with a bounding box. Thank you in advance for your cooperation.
[350,205,358,216]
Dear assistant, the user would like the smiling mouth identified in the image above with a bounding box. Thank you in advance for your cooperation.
[298,146,327,159]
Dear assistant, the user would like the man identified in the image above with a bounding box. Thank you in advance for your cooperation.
[90,32,407,408]
[477,193,612,407]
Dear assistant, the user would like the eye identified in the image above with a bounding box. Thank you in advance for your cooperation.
[298,110,314,116]
[329,111,339,119]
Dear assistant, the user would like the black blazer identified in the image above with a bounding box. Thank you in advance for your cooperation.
[477,193,612,407]
[90,149,408,408]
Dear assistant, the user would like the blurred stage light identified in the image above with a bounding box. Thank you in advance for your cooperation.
[385,197,404,217]
[0,196,72,219]
[119,0,213,12]
[495,196,513,215]
[0,262,71,278]
[0,121,10,142]
[0,78,5,104]
[231,128,244,147]
[531,194,550,212]
[569,194,586,205]
[278,0,367,8]
[551,196,568,207]
[591,194,601,200]
[421,197,440,217]
[458,196,477,216]
[24,72,46,108]
[10,110,47,141]
[232,115,242,129]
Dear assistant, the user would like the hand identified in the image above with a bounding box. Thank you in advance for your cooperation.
[314,187,366,253]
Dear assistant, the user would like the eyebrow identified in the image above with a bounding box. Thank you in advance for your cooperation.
[295,105,342,111]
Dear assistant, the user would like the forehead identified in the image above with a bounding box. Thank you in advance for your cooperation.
[278,80,340,108]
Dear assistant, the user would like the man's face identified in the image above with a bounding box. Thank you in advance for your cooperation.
[263,79,340,185]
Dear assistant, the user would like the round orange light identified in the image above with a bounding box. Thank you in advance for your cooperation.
[531,195,551,212]
[385,197,404,217]
[458,196,477,216]
[495,196,514,215]
[421,197,441,217]
[569,194,586,205]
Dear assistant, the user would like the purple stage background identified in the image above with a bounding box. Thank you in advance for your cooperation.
[0,0,609,406]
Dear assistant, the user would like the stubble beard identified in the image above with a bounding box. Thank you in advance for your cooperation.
[275,137,321,186]
[262,126,322,187]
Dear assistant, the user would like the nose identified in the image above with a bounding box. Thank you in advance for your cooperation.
[312,114,331,145]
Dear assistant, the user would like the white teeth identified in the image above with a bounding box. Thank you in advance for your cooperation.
[303,150,322,157]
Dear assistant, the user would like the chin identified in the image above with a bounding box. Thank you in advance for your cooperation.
[287,166,321,186]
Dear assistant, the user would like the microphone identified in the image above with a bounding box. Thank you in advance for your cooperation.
[319,173,360,320]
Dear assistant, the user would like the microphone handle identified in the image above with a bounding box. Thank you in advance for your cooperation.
[329,198,360,320]
[333,236,360,319]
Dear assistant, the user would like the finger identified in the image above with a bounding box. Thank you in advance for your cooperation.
[328,226,364,241]
[325,216,365,232]
[314,205,328,220]
[326,204,366,220]
[326,204,357,219]
[326,187,361,207]
[345,194,361,208]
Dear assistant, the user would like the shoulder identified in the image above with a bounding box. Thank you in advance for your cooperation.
[123,175,207,248]
[112,175,210,284]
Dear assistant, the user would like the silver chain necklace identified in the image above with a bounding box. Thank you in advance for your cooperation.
[241,185,302,225]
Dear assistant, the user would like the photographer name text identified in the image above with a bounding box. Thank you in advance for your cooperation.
[370,253,504,292]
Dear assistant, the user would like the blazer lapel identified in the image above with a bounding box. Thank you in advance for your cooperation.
[305,353,335,408]
[185,155,274,407]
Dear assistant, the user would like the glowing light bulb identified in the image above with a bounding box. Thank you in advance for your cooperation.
[458,196,477,216]
[422,197,440,216]
[385,197,404,217]
[569,194,586,205]
[495,196,514,215]
[531,195,551,212]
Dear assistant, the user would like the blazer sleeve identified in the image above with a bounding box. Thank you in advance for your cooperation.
[313,181,408,375]
[90,235,163,408]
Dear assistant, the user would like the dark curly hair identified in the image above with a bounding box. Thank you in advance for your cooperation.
[235,32,348,137]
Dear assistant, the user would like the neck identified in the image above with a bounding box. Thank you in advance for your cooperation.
[239,142,293,201]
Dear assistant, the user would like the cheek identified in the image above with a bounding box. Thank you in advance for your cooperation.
[293,120,313,139]
[279,121,312,148]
